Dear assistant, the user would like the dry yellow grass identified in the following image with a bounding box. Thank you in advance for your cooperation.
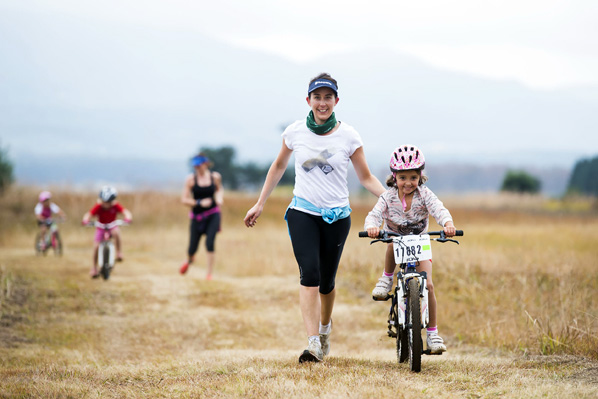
[1,186,597,398]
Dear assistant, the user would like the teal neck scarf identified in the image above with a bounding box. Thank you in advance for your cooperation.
[306,111,337,135]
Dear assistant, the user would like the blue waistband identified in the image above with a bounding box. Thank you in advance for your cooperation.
[284,196,352,224]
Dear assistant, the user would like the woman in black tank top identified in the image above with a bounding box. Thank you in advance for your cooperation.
[191,173,217,214]
[180,153,223,279]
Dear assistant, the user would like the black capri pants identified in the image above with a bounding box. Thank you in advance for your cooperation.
[188,212,221,256]
[286,209,351,295]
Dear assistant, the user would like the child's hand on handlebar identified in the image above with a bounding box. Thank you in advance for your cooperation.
[443,221,456,237]
[366,226,380,238]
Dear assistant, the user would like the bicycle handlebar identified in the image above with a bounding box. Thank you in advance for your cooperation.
[85,220,128,229]
[358,230,464,238]
[428,230,464,237]
[41,218,65,226]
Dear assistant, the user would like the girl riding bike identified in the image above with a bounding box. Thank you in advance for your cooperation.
[364,144,457,353]
[34,191,66,252]
[82,186,132,278]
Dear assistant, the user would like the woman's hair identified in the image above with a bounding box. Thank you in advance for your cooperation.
[309,73,338,98]
[386,167,428,188]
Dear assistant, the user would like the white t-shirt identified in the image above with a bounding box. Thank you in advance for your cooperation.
[282,119,363,210]
[34,202,61,217]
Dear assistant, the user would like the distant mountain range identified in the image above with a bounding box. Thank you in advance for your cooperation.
[0,7,594,196]
[14,154,570,197]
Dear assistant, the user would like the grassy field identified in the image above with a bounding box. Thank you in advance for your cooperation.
[1,186,597,398]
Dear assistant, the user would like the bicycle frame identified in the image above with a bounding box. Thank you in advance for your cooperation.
[393,261,429,331]
[87,220,126,280]
[97,230,116,270]
[35,219,62,255]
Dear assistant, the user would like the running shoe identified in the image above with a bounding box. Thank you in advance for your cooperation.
[372,275,393,300]
[299,340,323,363]
[319,320,332,356]
[179,262,190,275]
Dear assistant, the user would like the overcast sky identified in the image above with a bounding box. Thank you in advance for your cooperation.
[1,0,597,187]
[4,0,597,90]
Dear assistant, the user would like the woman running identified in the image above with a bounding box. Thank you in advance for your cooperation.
[244,73,385,363]
[180,153,223,280]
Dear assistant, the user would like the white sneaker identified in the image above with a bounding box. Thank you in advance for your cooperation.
[372,275,393,300]
[319,321,332,356]
[299,340,323,363]
[427,333,447,353]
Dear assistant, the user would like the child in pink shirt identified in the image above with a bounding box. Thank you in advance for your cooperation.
[365,145,457,354]
[82,186,132,278]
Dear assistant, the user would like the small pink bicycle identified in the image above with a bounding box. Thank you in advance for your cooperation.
[85,220,128,280]
[35,219,63,256]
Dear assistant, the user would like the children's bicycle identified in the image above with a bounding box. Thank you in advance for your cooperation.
[86,220,128,280]
[34,219,63,256]
[359,229,463,372]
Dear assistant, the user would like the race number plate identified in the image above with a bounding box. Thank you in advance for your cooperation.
[392,234,432,264]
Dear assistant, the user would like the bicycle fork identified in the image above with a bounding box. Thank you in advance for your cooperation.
[97,240,116,268]
[391,264,430,330]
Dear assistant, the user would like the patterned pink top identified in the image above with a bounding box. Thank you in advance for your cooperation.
[364,186,452,235]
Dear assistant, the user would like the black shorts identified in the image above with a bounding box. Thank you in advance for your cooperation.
[188,212,221,255]
[286,209,351,295]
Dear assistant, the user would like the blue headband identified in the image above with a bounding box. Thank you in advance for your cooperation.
[308,79,338,95]
[191,155,209,166]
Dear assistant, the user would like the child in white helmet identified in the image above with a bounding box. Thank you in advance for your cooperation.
[82,186,132,278]
[364,144,457,353]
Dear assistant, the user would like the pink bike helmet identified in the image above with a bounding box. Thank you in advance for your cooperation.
[39,191,52,202]
[389,144,425,171]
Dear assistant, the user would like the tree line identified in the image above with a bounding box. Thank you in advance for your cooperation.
[567,156,598,196]
[0,142,14,194]
[199,146,293,190]
[1,142,597,197]
[500,155,598,196]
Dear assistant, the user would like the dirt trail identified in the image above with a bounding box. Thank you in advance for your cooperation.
[1,233,598,399]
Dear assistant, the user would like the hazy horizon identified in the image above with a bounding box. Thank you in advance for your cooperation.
[1,1,596,192]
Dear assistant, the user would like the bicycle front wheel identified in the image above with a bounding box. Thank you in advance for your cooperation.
[101,244,111,280]
[407,278,422,372]
[395,295,408,363]
[34,232,48,255]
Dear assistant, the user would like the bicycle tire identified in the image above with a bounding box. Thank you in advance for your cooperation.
[395,294,408,363]
[34,232,49,255]
[407,278,422,372]
[101,245,111,280]
[34,232,43,255]
[52,232,63,256]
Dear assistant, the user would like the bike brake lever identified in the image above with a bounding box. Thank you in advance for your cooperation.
[370,234,393,245]
[435,238,460,244]
[370,238,389,245]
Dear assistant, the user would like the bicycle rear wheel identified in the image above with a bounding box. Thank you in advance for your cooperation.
[52,232,63,256]
[407,278,422,372]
